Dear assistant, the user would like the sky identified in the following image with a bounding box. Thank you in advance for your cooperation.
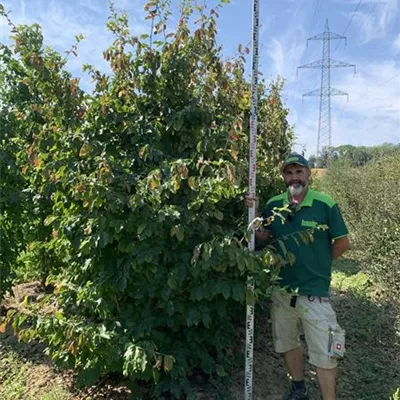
[1,0,399,156]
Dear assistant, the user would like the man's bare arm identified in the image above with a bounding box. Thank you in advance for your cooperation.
[332,236,350,259]
[255,229,271,247]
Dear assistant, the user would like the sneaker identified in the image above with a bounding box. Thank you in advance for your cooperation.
[283,384,309,400]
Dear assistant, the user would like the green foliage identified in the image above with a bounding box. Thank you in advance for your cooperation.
[331,257,400,400]
[322,154,400,303]
[0,21,27,296]
[0,1,293,397]
[0,352,28,400]
[391,388,400,400]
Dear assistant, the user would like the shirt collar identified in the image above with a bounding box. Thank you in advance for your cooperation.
[286,188,314,209]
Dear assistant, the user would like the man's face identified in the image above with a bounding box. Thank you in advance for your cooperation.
[282,164,310,196]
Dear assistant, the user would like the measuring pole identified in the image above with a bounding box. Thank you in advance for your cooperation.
[245,1,260,399]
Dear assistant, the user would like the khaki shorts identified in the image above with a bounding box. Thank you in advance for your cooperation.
[270,290,345,369]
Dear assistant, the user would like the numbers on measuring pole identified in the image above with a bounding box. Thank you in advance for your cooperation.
[245,1,260,400]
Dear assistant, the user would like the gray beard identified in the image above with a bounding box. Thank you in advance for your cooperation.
[288,184,305,197]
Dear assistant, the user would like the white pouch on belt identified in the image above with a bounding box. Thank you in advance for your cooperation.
[328,325,346,358]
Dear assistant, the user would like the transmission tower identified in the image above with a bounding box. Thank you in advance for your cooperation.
[297,20,356,156]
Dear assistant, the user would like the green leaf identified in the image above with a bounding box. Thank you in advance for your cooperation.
[216,364,228,377]
[202,313,211,328]
[214,210,224,221]
[191,286,203,301]
[188,177,197,190]
[186,308,201,326]
[44,215,57,226]
[76,365,101,387]
[99,324,111,339]
[220,281,231,300]
[167,275,177,290]
[163,355,175,372]
[232,282,244,302]
[152,367,160,383]
[286,252,296,266]
[170,224,184,242]
[137,223,146,235]
[246,288,255,306]
[278,240,287,255]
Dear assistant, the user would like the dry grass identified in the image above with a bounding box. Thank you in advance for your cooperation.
[310,168,327,179]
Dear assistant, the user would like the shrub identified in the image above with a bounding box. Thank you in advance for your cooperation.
[0,1,293,397]
[322,154,400,302]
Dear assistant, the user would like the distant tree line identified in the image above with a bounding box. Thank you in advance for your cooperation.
[308,143,400,168]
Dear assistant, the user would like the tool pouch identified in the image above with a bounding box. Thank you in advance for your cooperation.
[328,325,346,358]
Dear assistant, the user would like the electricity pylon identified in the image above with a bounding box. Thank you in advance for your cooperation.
[297,20,356,156]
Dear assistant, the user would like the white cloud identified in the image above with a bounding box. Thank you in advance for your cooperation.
[393,33,400,51]
[333,61,400,117]
[1,0,150,91]
[265,26,309,84]
[356,0,398,43]
[268,39,284,76]
[20,0,26,17]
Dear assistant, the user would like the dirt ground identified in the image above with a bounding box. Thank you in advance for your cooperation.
[0,282,319,400]
[1,269,399,400]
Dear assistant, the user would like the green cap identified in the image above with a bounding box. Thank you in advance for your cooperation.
[282,153,310,171]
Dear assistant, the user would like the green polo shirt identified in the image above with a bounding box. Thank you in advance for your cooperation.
[262,188,348,297]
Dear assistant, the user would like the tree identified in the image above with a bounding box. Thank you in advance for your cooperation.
[0,2,293,397]
[309,143,400,169]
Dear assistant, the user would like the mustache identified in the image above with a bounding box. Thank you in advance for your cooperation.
[286,180,306,187]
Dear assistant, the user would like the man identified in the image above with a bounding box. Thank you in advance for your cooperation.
[246,153,350,400]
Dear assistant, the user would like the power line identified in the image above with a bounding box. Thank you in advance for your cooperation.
[295,0,323,113]
[308,0,323,37]
[342,0,363,36]
[344,3,389,83]
[358,1,381,34]
[334,0,363,53]
[376,73,400,87]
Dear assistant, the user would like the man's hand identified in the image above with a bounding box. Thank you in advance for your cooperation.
[245,194,271,246]
[245,194,259,212]
[255,229,270,246]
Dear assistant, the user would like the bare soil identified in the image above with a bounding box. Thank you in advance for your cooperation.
[0,282,320,399]
[1,270,399,400]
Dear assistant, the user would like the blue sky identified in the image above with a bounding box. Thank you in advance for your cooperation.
[1,0,399,155]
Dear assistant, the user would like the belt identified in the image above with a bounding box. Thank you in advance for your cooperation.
[290,295,330,307]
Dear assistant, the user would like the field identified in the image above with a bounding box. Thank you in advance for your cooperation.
[310,168,327,180]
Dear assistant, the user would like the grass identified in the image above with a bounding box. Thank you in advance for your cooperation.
[0,351,29,400]
[331,253,400,400]
[40,388,72,400]
[0,348,72,400]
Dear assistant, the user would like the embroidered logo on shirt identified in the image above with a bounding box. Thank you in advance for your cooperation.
[301,220,318,228]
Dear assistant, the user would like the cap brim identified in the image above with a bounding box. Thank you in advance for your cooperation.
[281,162,309,171]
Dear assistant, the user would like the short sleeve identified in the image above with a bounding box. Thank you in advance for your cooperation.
[328,204,348,240]
[260,201,277,233]
[261,201,274,220]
